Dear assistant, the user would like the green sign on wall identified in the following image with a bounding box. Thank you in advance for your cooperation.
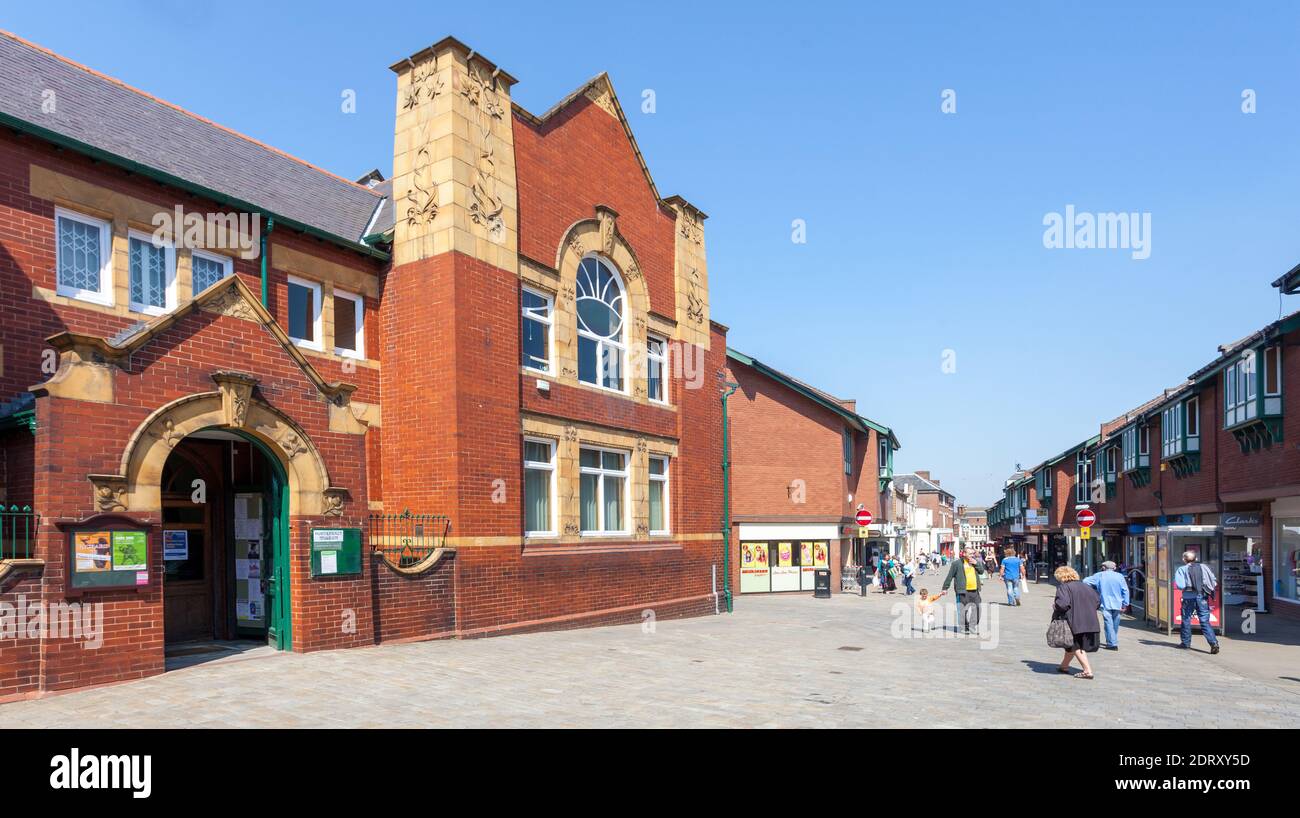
[310,528,361,577]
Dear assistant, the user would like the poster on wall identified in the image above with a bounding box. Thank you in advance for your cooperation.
[813,542,829,567]
[111,531,147,572]
[739,542,771,594]
[163,530,189,561]
[771,542,800,592]
[75,532,113,573]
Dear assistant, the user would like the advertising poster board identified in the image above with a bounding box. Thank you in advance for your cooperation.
[739,542,770,593]
[68,525,151,591]
[771,542,800,591]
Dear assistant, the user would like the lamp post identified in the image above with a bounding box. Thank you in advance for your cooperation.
[720,378,739,613]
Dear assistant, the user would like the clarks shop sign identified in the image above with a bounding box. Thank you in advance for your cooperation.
[1222,512,1262,530]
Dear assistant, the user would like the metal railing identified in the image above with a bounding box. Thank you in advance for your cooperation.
[367,510,450,568]
[1,505,38,560]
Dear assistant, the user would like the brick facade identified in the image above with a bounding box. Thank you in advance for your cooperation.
[0,34,733,696]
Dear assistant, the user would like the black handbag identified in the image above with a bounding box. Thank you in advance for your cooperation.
[1047,614,1074,649]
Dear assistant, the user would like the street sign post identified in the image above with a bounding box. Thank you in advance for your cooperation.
[1081,526,1092,541]
[855,509,873,527]
[1076,509,1096,527]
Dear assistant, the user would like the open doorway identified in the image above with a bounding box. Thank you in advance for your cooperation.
[160,429,291,663]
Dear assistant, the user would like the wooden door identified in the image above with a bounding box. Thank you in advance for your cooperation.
[162,499,212,643]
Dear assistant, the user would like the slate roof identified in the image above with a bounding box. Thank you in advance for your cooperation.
[0,30,385,250]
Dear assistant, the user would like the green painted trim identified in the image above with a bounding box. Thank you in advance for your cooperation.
[0,111,390,262]
[239,431,292,651]
[726,347,900,449]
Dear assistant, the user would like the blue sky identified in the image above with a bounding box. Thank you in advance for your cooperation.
[6,1,1300,504]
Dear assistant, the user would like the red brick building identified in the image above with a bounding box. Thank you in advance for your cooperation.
[988,279,1300,621]
[724,349,898,596]
[0,32,729,696]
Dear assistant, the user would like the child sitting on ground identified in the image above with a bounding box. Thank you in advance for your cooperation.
[914,588,946,632]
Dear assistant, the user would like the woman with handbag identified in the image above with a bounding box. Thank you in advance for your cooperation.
[1049,565,1102,679]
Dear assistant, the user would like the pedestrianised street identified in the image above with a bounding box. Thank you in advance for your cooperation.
[5,587,1298,729]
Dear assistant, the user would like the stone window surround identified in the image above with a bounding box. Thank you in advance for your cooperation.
[519,256,679,413]
[521,414,677,543]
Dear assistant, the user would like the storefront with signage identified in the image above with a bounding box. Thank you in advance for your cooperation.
[737,523,837,594]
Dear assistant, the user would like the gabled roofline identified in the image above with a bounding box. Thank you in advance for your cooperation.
[512,73,705,220]
[727,347,900,449]
[389,36,519,86]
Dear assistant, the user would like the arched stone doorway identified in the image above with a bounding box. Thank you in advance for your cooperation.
[159,429,292,650]
[88,381,346,653]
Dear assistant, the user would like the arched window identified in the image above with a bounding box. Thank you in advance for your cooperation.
[576,256,625,391]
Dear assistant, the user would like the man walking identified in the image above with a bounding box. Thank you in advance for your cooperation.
[942,549,983,633]
[1084,560,1130,649]
[999,547,1024,606]
[1175,551,1220,654]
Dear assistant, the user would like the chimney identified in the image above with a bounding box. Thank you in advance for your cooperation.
[915,470,930,481]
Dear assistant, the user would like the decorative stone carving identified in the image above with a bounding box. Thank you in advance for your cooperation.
[623,261,642,281]
[460,62,505,242]
[561,366,577,378]
[635,522,649,537]
[257,423,309,460]
[200,286,259,322]
[596,206,618,256]
[686,268,706,325]
[563,522,580,536]
[152,417,183,449]
[679,212,703,246]
[584,82,617,118]
[402,61,443,111]
[322,488,349,518]
[563,425,578,442]
[405,126,439,228]
[567,235,586,261]
[636,437,647,454]
[212,371,257,429]
[88,474,128,512]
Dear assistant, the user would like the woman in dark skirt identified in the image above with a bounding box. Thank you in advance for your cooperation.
[1053,566,1102,678]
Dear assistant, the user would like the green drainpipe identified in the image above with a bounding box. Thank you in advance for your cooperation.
[259,216,275,306]
[721,381,739,613]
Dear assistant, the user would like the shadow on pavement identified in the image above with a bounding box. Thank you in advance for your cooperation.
[1021,659,1065,674]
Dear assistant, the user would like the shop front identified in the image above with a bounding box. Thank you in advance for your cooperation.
[737,523,837,594]
[1269,497,1300,613]
[1204,511,1268,613]
[1144,525,1223,635]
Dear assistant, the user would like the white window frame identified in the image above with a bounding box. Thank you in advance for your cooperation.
[286,275,323,351]
[1185,396,1200,451]
[521,285,554,373]
[646,333,669,404]
[332,288,366,359]
[190,249,233,296]
[579,444,630,536]
[575,255,628,394]
[54,207,114,306]
[523,436,557,537]
[648,454,670,535]
[127,229,177,316]
[1075,451,1091,504]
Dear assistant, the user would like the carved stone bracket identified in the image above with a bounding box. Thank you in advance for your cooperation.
[88,474,128,512]
[212,371,258,429]
[322,487,350,518]
[257,423,310,460]
[596,205,619,256]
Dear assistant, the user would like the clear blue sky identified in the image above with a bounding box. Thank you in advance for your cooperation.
[6,1,1300,505]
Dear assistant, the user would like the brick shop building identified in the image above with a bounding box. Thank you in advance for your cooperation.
[0,32,729,696]
[724,349,898,596]
[990,273,1300,622]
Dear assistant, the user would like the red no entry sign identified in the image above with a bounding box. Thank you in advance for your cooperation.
[855,509,873,526]
[1076,509,1096,527]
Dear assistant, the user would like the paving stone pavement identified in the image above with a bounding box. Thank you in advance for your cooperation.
[4,580,1299,728]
